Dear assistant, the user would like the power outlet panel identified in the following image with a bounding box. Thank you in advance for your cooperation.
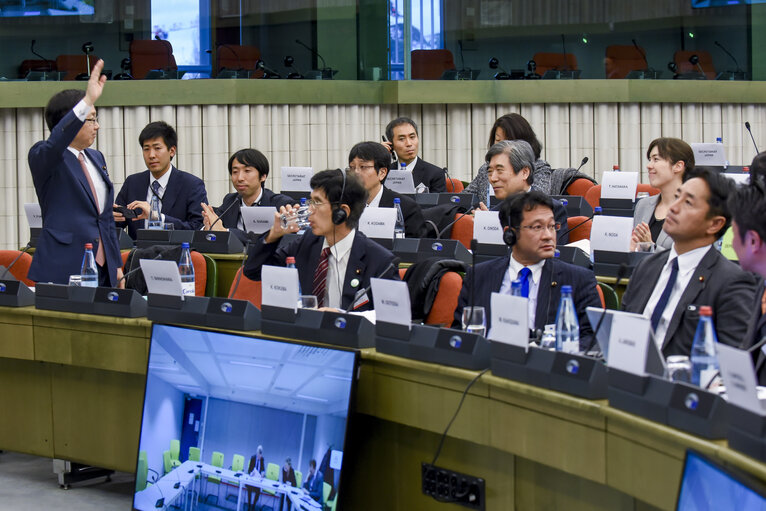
[421,462,485,510]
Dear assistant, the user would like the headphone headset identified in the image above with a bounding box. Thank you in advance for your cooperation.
[331,168,348,225]
[503,210,517,246]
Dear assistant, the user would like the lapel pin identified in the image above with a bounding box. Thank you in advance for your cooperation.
[355,268,361,275]
[551,281,557,287]
[350,278,360,288]
[699,276,705,282]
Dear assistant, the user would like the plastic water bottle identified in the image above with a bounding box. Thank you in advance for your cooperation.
[281,198,311,232]
[286,256,302,307]
[178,242,195,296]
[555,285,580,353]
[80,243,98,287]
[148,194,162,229]
[393,198,405,239]
[400,162,407,171]
[690,306,720,389]
[510,278,522,297]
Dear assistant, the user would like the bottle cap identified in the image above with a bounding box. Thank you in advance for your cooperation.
[554,249,560,258]
[181,242,190,248]
[594,206,602,214]
[300,197,307,204]
[84,243,93,249]
[286,256,296,264]
[612,165,620,171]
[744,166,750,172]
[561,199,568,206]
[393,197,400,204]
[561,284,572,293]
[699,305,712,316]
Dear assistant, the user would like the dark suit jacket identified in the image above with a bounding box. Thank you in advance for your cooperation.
[282,467,296,487]
[115,166,207,239]
[303,471,324,502]
[453,255,601,349]
[248,455,265,475]
[216,188,294,244]
[27,109,122,286]
[243,230,399,311]
[379,187,427,238]
[621,246,758,357]
[389,157,446,193]
[743,280,766,385]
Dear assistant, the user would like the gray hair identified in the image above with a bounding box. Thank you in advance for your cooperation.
[257,445,263,455]
[485,139,535,186]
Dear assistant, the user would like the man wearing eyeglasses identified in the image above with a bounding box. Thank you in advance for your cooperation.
[28,59,123,287]
[454,191,600,347]
[243,169,399,311]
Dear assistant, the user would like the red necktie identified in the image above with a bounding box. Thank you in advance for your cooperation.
[78,152,105,266]
[312,247,332,308]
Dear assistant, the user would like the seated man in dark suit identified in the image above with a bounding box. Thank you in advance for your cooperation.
[244,169,400,311]
[454,191,601,349]
[478,139,569,244]
[246,445,266,511]
[728,183,766,382]
[621,167,757,358]
[201,148,293,243]
[348,141,426,238]
[382,117,446,192]
[303,459,323,503]
[114,121,207,238]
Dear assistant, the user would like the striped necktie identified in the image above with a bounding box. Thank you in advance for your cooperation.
[312,247,332,308]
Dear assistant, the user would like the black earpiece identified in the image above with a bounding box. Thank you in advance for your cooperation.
[503,210,517,246]
[331,168,348,225]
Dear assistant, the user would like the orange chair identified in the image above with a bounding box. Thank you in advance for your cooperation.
[596,284,605,308]
[189,251,207,297]
[130,40,177,79]
[216,44,262,78]
[532,52,578,76]
[449,213,473,250]
[228,268,262,309]
[425,271,463,327]
[445,178,464,193]
[585,183,660,209]
[398,268,407,279]
[673,50,716,80]
[637,183,660,197]
[0,250,35,287]
[565,178,596,197]
[55,54,99,81]
[566,216,593,243]
[411,49,456,80]
[605,45,646,79]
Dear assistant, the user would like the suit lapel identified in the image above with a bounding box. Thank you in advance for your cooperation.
[379,187,394,207]
[412,159,424,188]
[535,259,554,331]
[161,167,181,213]
[633,251,670,312]
[68,150,99,212]
[342,233,366,309]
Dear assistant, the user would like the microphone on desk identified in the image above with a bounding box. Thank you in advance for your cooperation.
[30,39,53,72]
[350,257,400,310]
[207,194,241,231]
[715,40,745,76]
[227,238,255,299]
[575,156,589,173]
[295,39,333,78]
[746,122,760,155]
[467,239,478,328]
[0,242,32,281]
[582,262,628,356]
[556,206,601,241]
[436,207,476,239]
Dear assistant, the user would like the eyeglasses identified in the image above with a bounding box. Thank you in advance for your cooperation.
[519,223,561,234]
[346,165,376,173]
[84,116,99,124]
[306,199,328,208]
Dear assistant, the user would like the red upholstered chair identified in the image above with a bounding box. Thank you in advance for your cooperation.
[190,252,208,297]
[566,216,593,243]
[584,185,602,209]
[216,44,263,78]
[130,40,177,79]
[449,213,473,250]
[55,54,99,81]
[398,268,407,279]
[596,284,605,308]
[0,250,34,287]
[425,271,463,327]
[532,52,578,76]
[565,178,596,197]
[637,183,660,196]
[674,50,716,80]
[228,268,262,309]
[445,178,464,192]
[605,45,646,79]
[411,49,456,80]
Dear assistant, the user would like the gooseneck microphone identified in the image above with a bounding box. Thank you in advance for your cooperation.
[208,195,241,231]
[295,39,329,72]
[583,262,628,355]
[715,40,744,74]
[437,207,476,239]
[350,257,400,310]
[468,238,478,329]
[0,242,32,281]
[632,39,649,70]
[560,34,569,71]
[30,40,53,72]
[575,156,589,173]
[746,121,760,155]
[556,206,601,241]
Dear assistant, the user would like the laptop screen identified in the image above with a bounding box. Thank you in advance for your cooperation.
[133,324,359,511]
[676,450,766,511]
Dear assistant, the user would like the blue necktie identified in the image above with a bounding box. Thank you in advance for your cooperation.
[650,257,679,332]
[518,267,532,298]
[151,180,161,197]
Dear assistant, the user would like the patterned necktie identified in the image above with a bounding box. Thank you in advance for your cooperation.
[518,267,532,298]
[650,257,679,332]
[151,180,161,197]
[78,152,105,266]
[312,247,332,308]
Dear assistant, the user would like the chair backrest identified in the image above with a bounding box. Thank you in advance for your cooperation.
[674,50,716,80]
[189,251,208,297]
[266,462,280,481]
[637,183,661,196]
[211,451,224,468]
[136,455,148,492]
[217,44,261,76]
[295,470,303,489]
[228,267,262,308]
[169,439,180,461]
[232,454,245,472]
[565,177,596,197]
[130,39,177,79]
[411,49,455,80]
[566,216,592,242]
[605,45,646,79]
[596,284,605,308]
[202,253,217,296]
[188,446,201,462]
[425,271,463,327]
[597,282,620,310]
[398,268,407,279]
[449,213,473,250]
[584,185,602,209]
[0,250,34,286]
[323,481,332,503]
[162,450,172,474]
[445,178,464,192]
[55,54,99,81]
[532,52,578,75]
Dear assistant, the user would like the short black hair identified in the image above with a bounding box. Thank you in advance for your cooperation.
[139,121,178,151]
[683,167,736,239]
[498,191,554,230]
[729,182,766,243]
[749,151,766,188]
[310,169,368,229]
[228,148,269,177]
[488,113,542,160]
[646,137,695,173]
[385,117,418,142]
[348,141,390,173]
[45,89,86,131]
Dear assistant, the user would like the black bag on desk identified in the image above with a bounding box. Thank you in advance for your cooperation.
[122,245,184,295]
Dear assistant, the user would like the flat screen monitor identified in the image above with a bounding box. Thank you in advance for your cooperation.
[132,324,359,511]
[0,0,94,17]
[676,450,766,510]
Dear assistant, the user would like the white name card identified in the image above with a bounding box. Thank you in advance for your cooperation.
[601,171,639,200]
[488,292,528,348]
[724,173,750,186]
[474,210,504,245]
[590,215,633,252]
[606,311,652,375]
[280,166,313,192]
[371,278,411,327]
[692,142,727,166]
[717,344,764,415]
[358,207,396,239]
[140,259,183,297]
[24,203,42,228]
[261,265,300,311]
[240,207,276,234]
[385,170,416,194]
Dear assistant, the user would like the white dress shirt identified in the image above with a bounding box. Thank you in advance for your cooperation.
[500,255,546,328]
[643,244,712,347]
[367,186,384,208]
[144,166,172,228]
[69,99,107,213]
[323,228,356,309]
[238,188,264,230]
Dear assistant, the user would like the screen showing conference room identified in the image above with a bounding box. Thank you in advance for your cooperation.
[676,450,766,510]
[133,324,358,510]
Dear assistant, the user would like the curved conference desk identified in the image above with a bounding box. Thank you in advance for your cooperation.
[0,305,764,510]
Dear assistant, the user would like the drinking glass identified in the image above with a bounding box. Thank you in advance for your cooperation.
[299,295,318,309]
[461,306,486,337]
[68,275,82,287]
[666,355,692,383]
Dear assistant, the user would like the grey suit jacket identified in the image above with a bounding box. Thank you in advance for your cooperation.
[621,245,758,357]
[633,194,672,251]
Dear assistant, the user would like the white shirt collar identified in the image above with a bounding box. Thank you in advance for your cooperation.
[403,156,418,173]
[151,165,173,193]
[242,188,264,207]
[508,254,546,285]
[367,186,384,208]
[666,243,711,275]
[322,228,356,261]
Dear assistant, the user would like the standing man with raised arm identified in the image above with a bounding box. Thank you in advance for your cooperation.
[382,117,446,193]
[28,59,123,287]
